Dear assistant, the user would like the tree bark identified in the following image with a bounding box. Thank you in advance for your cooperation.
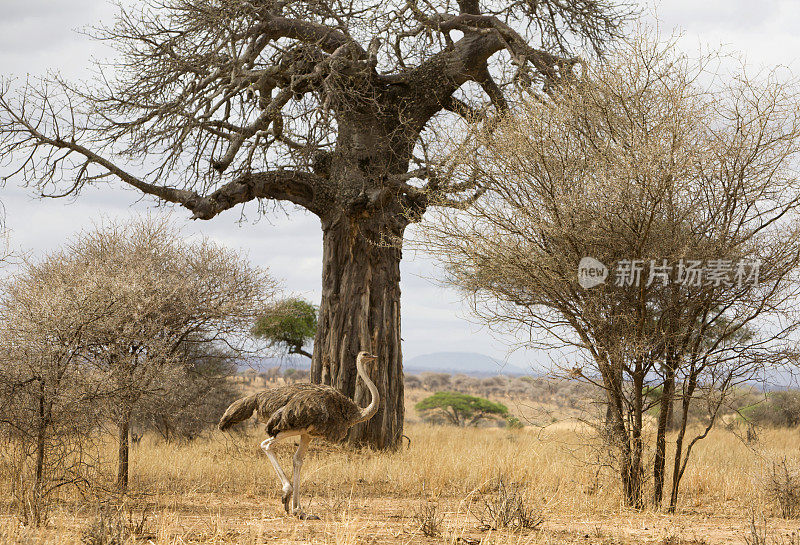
[654,361,676,506]
[32,382,48,524]
[116,408,131,491]
[602,358,644,509]
[34,386,46,494]
[669,373,698,512]
[631,367,644,508]
[613,414,642,509]
[311,213,405,450]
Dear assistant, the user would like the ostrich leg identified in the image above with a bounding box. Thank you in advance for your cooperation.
[291,434,317,519]
[260,431,298,513]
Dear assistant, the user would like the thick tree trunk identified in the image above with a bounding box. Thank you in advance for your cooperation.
[116,408,131,491]
[311,213,405,450]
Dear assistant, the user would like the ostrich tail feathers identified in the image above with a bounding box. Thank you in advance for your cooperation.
[218,393,259,430]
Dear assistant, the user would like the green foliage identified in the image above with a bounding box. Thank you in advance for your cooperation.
[644,385,663,401]
[253,297,317,358]
[416,391,509,427]
[741,391,800,428]
[506,416,524,430]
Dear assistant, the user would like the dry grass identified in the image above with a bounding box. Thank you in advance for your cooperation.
[3,390,800,544]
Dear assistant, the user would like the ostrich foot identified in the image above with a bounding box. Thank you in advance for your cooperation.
[281,487,293,513]
[292,507,319,520]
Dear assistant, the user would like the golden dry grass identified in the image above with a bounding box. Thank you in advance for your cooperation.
[3,392,800,544]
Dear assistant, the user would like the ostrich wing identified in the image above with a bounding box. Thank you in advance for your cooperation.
[262,384,361,442]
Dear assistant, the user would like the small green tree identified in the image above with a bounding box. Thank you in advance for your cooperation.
[253,298,317,359]
[416,392,509,427]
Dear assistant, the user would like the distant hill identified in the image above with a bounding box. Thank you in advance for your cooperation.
[238,354,311,372]
[238,351,530,377]
[404,352,530,377]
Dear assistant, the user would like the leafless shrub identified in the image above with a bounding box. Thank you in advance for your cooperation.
[474,477,543,532]
[413,501,444,538]
[404,375,422,390]
[283,368,310,384]
[745,392,800,428]
[743,511,800,545]
[766,458,800,519]
[420,373,451,392]
[81,503,153,545]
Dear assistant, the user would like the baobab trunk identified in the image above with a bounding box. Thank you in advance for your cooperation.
[311,213,405,450]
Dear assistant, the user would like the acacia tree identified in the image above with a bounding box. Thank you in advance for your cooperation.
[0,0,631,449]
[416,391,508,426]
[421,36,800,509]
[81,218,274,490]
[2,217,275,492]
[0,252,104,524]
[134,342,239,442]
[253,297,317,359]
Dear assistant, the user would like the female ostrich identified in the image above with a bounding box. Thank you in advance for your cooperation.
[218,351,379,518]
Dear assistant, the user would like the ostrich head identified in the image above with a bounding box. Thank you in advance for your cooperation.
[356,351,378,368]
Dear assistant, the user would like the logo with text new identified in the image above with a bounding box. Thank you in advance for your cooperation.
[578,257,608,289]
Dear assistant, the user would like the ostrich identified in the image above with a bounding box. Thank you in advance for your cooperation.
[218,351,379,519]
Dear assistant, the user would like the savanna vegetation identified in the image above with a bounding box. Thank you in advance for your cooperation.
[0,217,275,524]
[2,369,800,544]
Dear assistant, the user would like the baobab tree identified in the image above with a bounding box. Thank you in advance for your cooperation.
[0,0,632,449]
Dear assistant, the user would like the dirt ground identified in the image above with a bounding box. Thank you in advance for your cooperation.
[5,491,799,544]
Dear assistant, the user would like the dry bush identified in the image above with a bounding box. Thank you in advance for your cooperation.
[404,375,422,390]
[744,392,800,429]
[412,501,444,537]
[473,476,543,532]
[744,515,770,545]
[420,372,451,392]
[81,503,153,545]
[0,216,277,501]
[659,534,708,545]
[740,514,800,545]
[766,458,800,519]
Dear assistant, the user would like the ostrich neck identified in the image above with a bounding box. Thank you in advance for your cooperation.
[353,359,379,424]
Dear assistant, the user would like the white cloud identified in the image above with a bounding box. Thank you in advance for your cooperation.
[654,0,781,31]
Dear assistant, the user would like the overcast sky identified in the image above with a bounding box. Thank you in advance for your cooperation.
[1,0,799,371]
